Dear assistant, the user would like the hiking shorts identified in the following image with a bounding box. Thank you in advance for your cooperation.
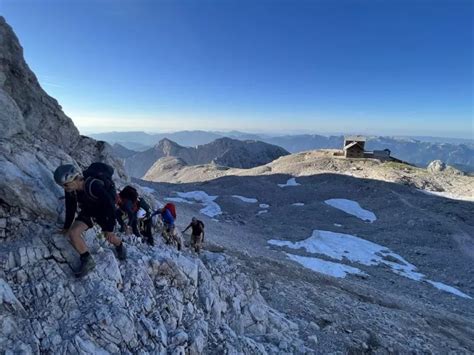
[191,233,203,245]
[76,212,113,232]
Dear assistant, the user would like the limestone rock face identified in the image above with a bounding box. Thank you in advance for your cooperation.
[427,159,464,176]
[0,16,125,221]
[0,224,305,354]
[427,160,446,173]
[0,17,79,148]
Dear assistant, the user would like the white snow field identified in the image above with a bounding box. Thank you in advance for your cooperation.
[278,178,301,188]
[165,191,223,218]
[286,253,365,278]
[324,198,377,222]
[269,230,471,299]
[232,195,258,203]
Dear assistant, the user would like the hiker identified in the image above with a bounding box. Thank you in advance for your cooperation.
[151,203,182,250]
[116,185,154,245]
[182,217,205,253]
[54,163,127,277]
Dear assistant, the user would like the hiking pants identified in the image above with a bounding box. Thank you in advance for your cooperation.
[191,233,203,252]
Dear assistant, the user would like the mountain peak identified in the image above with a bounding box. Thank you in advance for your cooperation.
[155,138,183,152]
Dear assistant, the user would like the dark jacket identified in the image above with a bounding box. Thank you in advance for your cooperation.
[185,220,205,235]
[64,179,116,232]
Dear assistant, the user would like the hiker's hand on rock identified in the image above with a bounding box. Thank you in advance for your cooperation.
[104,231,115,242]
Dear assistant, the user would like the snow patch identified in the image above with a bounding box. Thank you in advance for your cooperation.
[269,230,421,280]
[426,280,472,299]
[259,203,270,208]
[269,230,471,298]
[232,195,258,203]
[176,191,222,217]
[334,223,343,227]
[325,199,376,222]
[278,178,301,188]
[286,253,365,278]
[292,203,305,206]
[257,210,268,215]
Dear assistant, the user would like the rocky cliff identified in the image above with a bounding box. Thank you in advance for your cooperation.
[0,17,125,222]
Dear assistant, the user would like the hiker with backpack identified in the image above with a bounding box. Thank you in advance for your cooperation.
[182,217,205,253]
[151,203,182,250]
[116,185,154,245]
[54,163,127,277]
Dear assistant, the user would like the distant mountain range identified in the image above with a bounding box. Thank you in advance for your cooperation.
[121,137,289,178]
[91,131,224,150]
[91,130,474,172]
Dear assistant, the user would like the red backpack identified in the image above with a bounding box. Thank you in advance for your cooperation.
[164,203,177,219]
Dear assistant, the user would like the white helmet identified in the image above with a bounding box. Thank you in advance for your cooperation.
[137,208,147,219]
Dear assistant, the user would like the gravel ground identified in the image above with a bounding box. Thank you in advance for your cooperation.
[136,168,474,353]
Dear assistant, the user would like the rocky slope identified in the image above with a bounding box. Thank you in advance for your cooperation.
[0,221,306,354]
[137,161,474,353]
[125,137,289,178]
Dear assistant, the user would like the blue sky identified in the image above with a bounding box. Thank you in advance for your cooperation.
[1,0,472,138]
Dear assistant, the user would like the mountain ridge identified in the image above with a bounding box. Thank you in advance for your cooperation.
[98,130,474,172]
[124,137,289,178]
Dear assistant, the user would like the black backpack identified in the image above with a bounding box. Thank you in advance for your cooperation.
[83,162,116,203]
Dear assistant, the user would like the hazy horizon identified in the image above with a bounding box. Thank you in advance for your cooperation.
[85,128,473,143]
[2,0,472,139]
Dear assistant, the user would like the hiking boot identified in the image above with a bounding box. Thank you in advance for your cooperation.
[116,243,127,260]
[74,255,96,278]
[146,236,154,246]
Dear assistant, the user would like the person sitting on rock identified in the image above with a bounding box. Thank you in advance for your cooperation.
[151,203,181,250]
[116,185,154,245]
[54,163,127,277]
[182,217,205,253]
